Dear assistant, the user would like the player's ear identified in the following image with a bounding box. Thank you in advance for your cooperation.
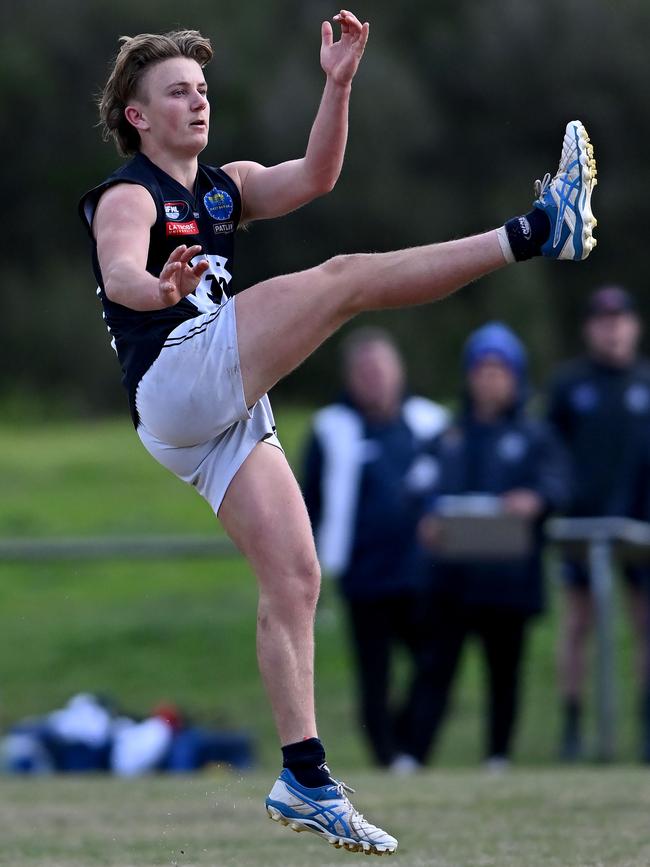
[124,104,150,132]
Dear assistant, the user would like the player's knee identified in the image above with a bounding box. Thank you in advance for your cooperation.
[319,253,372,317]
[290,553,321,611]
[261,551,321,615]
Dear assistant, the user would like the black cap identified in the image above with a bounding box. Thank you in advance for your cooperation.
[585,285,636,318]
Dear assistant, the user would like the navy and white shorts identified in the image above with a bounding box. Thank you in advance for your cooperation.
[135,297,282,514]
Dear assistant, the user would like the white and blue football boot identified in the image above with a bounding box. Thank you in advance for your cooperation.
[535,119,597,260]
[266,768,398,855]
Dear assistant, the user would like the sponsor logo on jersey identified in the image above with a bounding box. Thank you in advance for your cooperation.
[164,200,190,221]
[213,222,234,235]
[166,220,199,236]
[204,187,234,221]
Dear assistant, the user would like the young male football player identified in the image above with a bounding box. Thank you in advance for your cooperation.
[80,9,597,855]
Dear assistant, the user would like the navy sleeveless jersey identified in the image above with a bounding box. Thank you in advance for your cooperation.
[78,152,242,426]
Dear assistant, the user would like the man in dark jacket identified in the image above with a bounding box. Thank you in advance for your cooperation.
[302,327,449,770]
[417,322,571,770]
[548,286,650,761]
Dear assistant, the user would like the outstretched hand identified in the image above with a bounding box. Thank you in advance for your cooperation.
[321,9,369,86]
[158,244,210,306]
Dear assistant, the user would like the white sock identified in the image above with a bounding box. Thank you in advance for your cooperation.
[496,226,516,264]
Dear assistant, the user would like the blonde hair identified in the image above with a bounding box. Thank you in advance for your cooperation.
[98,30,213,156]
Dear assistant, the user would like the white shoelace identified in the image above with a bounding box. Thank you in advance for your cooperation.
[331,779,385,834]
[534,171,551,199]
[332,778,355,796]
[327,777,394,842]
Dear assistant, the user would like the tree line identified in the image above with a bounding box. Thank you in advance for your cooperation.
[2,0,649,416]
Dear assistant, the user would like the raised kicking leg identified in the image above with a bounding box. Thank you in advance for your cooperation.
[236,120,597,409]
[236,231,505,406]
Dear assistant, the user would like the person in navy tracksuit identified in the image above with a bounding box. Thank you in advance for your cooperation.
[416,323,571,769]
[547,286,650,761]
[302,327,449,770]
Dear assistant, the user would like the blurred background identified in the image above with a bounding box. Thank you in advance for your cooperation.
[2,0,649,415]
[1,0,649,773]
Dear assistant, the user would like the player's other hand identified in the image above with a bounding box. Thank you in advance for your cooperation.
[321,9,369,86]
[158,245,210,306]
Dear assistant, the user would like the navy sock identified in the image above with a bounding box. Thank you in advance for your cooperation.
[504,207,551,261]
[282,737,331,788]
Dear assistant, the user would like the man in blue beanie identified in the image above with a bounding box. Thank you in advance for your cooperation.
[463,322,529,398]
[413,323,571,769]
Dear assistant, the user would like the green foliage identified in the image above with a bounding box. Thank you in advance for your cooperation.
[2,0,650,414]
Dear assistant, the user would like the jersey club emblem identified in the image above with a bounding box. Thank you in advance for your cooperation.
[204,187,234,221]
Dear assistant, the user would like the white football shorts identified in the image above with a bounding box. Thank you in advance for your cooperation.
[135,297,282,514]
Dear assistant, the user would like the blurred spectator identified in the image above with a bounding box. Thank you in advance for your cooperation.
[417,322,570,770]
[2,693,115,773]
[1,693,254,774]
[302,327,449,770]
[110,703,177,776]
[547,285,650,761]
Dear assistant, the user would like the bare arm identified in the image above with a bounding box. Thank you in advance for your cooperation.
[94,184,209,311]
[223,9,369,223]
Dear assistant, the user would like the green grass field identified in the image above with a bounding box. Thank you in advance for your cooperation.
[0,411,650,867]
[2,769,650,866]
[0,412,649,864]
[0,410,643,769]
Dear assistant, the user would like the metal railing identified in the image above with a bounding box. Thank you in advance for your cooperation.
[546,516,650,762]
[4,517,649,762]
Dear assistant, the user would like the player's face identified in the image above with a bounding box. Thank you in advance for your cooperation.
[467,357,518,417]
[584,312,641,368]
[130,57,210,157]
